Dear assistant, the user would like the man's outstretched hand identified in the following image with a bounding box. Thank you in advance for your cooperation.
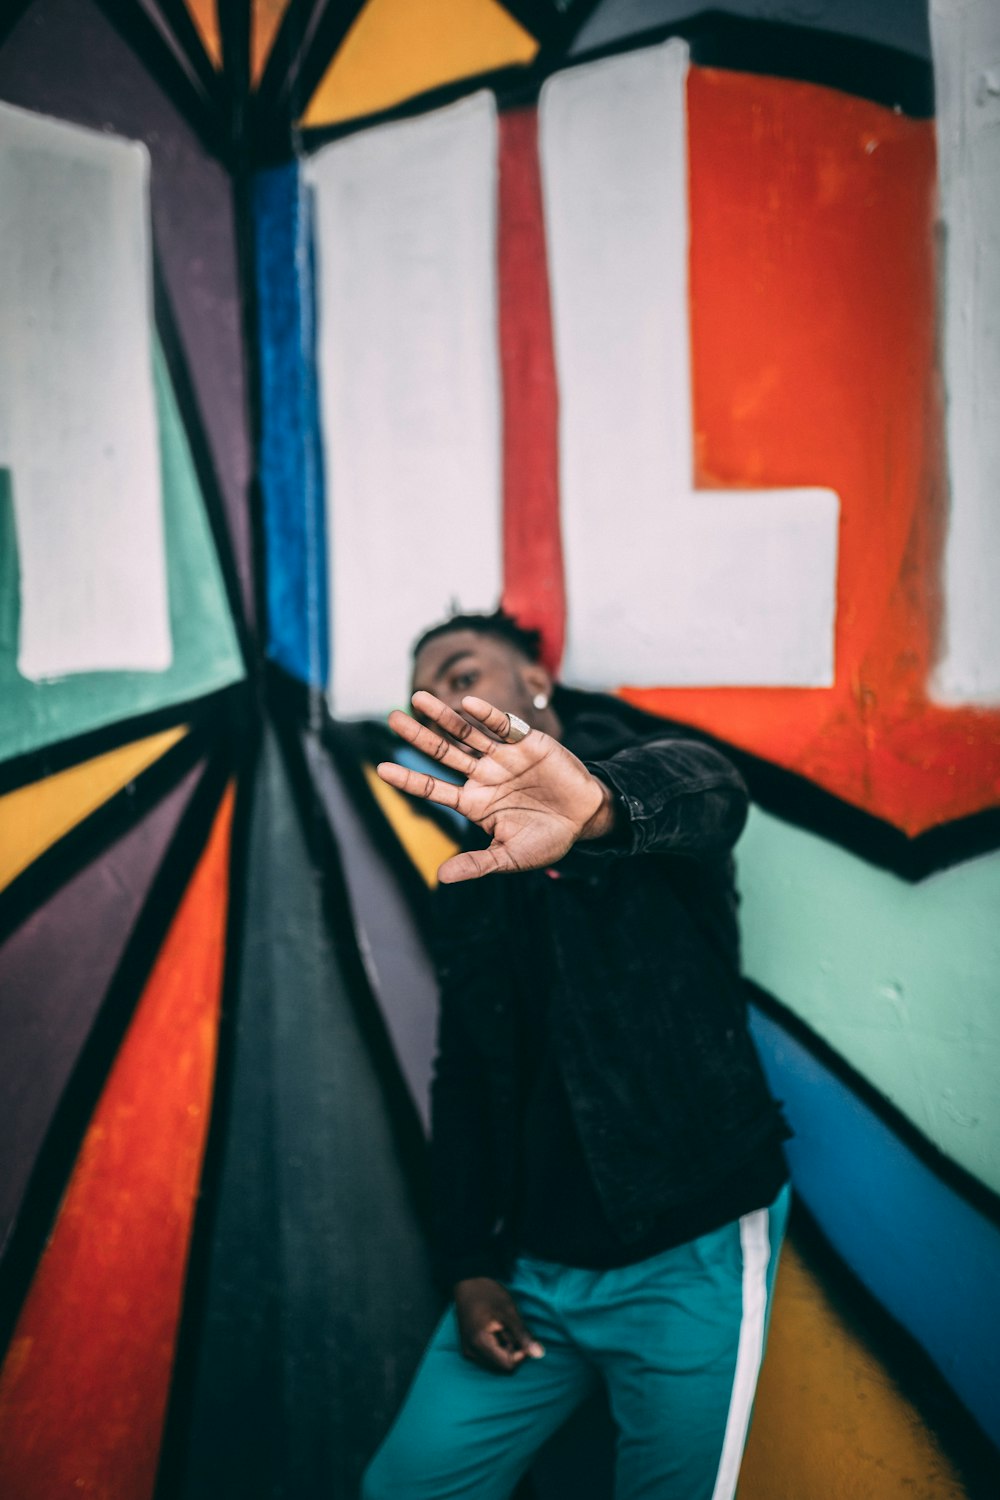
[376,691,616,884]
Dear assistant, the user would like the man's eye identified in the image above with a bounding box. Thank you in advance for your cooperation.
[452,670,479,693]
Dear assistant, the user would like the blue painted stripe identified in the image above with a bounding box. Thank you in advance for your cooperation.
[749,1003,1000,1446]
[253,164,329,689]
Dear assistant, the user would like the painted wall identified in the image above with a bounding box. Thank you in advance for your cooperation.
[2,2,999,1498]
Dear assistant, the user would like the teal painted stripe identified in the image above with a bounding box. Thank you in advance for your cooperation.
[0,340,244,765]
[738,805,1000,1198]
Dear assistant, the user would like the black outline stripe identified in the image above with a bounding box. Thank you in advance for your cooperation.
[271,0,369,148]
[495,0,563,48]
[149,0,225,109]
[265,665,439,948]
[0,681,248,798]
[217,0,251,152]
[551,685,1000,880]
[267,680,432,1221]
[251,0,324,147]
[280,8,934,166]
[726,737,1000,882]
[0,718,207,946]
[534,0,605,70]
[0,743,235,1357]
[151,706,261,1500]
[252,0,368,159]
[788,1196,1000,1492]
[570,8,933,111]
[748,981,1000,1231]
[0,0,35,53]
[153,252,256,677]
[223,128,272,670]
[91,0,226,160]
[319,716,439,937]
[147,29,270,1475]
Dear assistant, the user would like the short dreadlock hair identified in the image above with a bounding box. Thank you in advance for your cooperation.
[411,608,543,665]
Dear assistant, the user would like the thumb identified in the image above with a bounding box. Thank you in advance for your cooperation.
[437,845,511,885]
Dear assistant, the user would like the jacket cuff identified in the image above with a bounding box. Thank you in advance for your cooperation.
[576,761,644,857]
[435,1245,510,1291]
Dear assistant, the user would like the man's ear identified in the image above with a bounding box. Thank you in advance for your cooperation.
[523,663,554,707]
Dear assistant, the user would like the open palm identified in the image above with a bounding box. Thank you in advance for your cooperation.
[377,691,611,883]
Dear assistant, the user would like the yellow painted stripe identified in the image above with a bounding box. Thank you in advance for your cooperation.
[362,763,458,887]
[300,0,538,129]
[740,1241,966,1498]
[0,726,187,892]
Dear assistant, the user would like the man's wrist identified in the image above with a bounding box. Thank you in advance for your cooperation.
[579,775,618,842]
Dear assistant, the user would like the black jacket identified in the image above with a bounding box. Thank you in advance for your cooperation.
[428,703,789,1288]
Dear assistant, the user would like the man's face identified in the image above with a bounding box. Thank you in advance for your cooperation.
[411,629,538,726]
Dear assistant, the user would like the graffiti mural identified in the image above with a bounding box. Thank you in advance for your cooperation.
[0,2,998,1498]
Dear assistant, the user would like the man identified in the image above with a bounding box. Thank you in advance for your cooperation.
[363,611,790,1500]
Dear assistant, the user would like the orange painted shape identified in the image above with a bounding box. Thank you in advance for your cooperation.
[252,0,292,83]
[0,784,235,1500]
[184,0,222,67]
[300,0,537,129]
[186,0,289,79]
[623,68,1000,834]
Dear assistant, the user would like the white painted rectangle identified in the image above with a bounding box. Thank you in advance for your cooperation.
[539,42,839,689]
[930,0,1000,703]
[307,92,503,717]
[0,102,170,680]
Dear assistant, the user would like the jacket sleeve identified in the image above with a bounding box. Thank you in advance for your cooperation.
[577,736,749,861]
[428,890,508,1290]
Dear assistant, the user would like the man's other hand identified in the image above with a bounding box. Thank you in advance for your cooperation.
[454,1277,545,1375]
[376,691,616,883]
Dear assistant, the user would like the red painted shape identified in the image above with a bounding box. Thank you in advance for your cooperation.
[498,106,565,673]
[0,785,235,1500]
[618,69,1000,835]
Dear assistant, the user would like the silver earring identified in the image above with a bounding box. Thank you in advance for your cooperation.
[533,693,549,710]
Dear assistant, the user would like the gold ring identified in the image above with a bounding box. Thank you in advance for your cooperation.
[505,713,530,744]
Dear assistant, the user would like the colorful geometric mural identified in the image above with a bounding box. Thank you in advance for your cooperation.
[1,2,998,1499]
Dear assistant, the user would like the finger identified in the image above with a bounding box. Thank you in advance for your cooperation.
[502,1309,545,1361]
[376,761,463,811]
[460,695,529,745]
[472,1325,523,1375]
[387,709,478,777]
[410,691,497,755]
[437,846,514,885]
[462,1339,513,1373]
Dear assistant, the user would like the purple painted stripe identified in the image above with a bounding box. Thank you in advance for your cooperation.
[0,763,203,1254]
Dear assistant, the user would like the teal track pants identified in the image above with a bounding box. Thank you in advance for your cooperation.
[363,1185,790,1500]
